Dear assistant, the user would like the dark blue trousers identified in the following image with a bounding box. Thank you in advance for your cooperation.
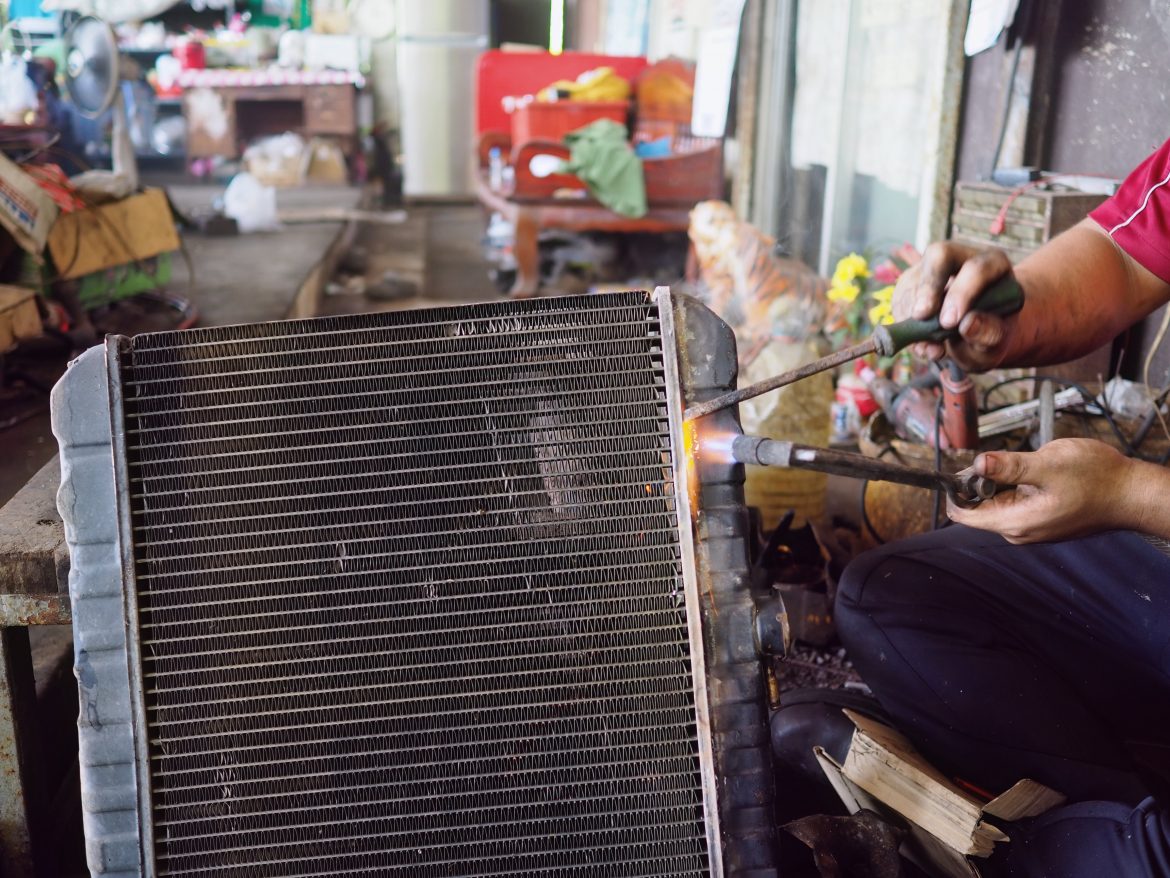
[836,525,1170,876]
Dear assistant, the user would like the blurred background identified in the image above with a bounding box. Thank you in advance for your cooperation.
[3,1,1170,874]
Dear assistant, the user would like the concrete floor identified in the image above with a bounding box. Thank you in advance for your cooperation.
[319,203,500,317]
[168,183,362,327]
[1,195,508,506]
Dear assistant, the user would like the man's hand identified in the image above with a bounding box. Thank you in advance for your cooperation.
[892,241,1018,371]
[947,438,1156,543]
[894,221,1170,371]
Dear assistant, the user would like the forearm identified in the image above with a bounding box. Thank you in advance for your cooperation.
[999,219,1170,367]
[1126,458,1170,540]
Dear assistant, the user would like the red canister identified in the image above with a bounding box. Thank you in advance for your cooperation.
[174,38,206,70]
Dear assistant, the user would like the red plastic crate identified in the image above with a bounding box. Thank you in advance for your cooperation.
[510,101,630,145]
[476,50,648,134]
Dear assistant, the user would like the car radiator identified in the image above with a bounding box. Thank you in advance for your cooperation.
[52,289,780,877]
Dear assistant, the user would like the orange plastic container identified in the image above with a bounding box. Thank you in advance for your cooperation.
[510,101,630,145]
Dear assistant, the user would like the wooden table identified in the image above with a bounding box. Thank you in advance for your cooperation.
[179,69,363,162]
[0,459,71,878]
[474,133,722,297]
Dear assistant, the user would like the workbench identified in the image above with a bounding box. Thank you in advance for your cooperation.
[179,68,364,163]
[0,458,71,877]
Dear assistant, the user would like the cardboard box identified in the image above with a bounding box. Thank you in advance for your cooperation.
[312,0,349,34]
[816,710,1065,877]
[304,137,348,184]
[47,188,180,281]
[0,152,59,256]
[0,285,42,350]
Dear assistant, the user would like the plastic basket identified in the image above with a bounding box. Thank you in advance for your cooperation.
[510,100,629,144]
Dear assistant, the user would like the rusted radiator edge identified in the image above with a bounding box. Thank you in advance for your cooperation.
[670,292,779,878]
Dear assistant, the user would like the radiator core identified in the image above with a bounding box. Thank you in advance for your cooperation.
[53,290,776,878]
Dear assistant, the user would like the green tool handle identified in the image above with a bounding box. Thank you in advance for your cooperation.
[873,276,1024,356]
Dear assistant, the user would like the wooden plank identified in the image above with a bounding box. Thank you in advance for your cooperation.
[0,458,67,598]
[952,214,1046,246]
[950,233,1032,265]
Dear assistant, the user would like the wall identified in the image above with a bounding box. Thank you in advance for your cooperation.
[784,0,962,270]
[645,0,711,60]
[958,0,1170,182]
[493,0,552,48]
[368,35,398,130]
[1045,0,1170,176]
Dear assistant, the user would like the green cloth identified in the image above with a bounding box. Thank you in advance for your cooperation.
[562,119,646,218]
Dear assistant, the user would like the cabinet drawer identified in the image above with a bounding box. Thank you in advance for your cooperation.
[304,85,356,134]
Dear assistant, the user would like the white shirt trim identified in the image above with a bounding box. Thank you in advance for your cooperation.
[1109,166,1170,236]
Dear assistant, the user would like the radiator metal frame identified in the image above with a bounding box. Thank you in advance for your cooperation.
[105,337,157,878]
[55,289,778,878]
[657,288,722,874]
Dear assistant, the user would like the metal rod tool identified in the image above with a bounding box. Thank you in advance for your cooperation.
[730,435,997,508]
[683,276,1024,422]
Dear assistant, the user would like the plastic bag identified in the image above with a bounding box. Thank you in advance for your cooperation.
[222,172,279,233]
[0,56,39,125]
[242,132,307,188]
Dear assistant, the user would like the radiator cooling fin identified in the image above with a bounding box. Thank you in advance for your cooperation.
[117,292,712,876]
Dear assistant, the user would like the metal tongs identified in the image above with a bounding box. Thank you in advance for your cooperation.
[729,436,996,509]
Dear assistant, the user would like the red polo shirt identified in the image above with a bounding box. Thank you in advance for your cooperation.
[1090,139,1170,283]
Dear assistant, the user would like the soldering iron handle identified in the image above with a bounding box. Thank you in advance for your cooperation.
[872,275,1024,356]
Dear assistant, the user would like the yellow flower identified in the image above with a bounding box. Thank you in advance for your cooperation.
[827,281,860,303]
[868,285,896,326]
[832,253,871,287]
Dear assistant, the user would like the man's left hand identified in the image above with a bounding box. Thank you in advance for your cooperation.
[948,438,1152,543]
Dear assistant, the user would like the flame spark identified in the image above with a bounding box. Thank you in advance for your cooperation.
[684,420,736,465]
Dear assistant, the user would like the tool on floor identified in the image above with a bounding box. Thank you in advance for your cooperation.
[867,359,981,449]
[729,435,997,509]
[683,275,1024,422]
[869,373,944,447]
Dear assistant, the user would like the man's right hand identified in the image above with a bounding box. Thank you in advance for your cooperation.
[892,241,1020,372]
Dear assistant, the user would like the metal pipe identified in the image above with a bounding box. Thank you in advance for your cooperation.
[683,339,877,422]
[1037,379,1055,447]
[729,435,997,508]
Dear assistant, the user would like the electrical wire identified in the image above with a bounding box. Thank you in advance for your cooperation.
[981,373,1165,461]
[989,30,1025,178]
[1141,305,1170,445]
[859,479,887,545]
[932,392,944,529]
[859,443,896,546]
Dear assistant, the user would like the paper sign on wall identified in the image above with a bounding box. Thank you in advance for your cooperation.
[690,0,747,138]
[965,0,1021,56]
